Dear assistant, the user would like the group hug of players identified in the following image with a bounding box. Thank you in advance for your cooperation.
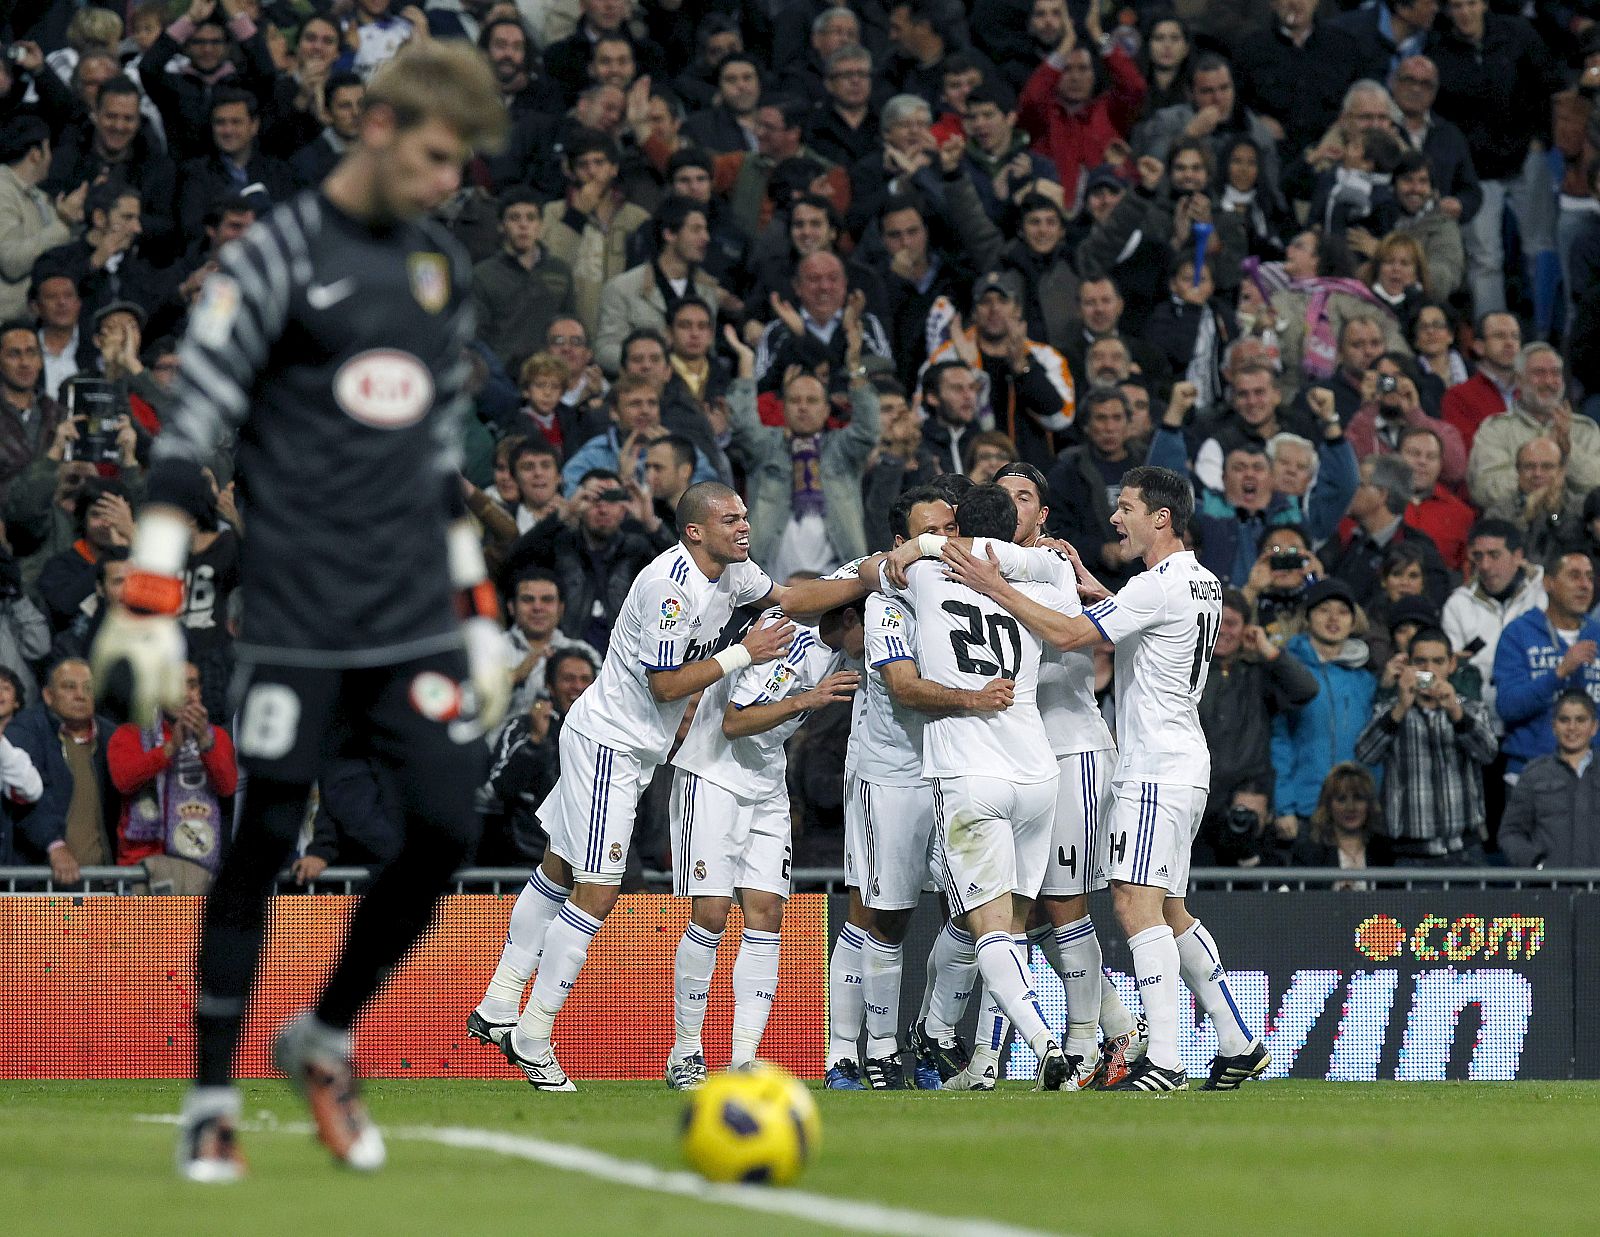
[467,461,1272,1095]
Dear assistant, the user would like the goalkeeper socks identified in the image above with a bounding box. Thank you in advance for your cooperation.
[827,923,866,1065]
[730,928,781,1067]
[1175,919,1254,1057]
[671,922,723,1061]
[1129,924,1182,1071]
[517,900,601,1052]
[1099,969,1137,1040]
[480,868,571,1022]
[923,922,977,1039]
[861,933,903,1059]
[974,932,1052,1060]
[1050,916,1108,1057]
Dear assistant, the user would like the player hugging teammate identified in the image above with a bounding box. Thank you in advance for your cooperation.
[475,464,1271,1095]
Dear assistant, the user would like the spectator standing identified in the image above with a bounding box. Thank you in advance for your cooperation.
[1468,344,1600,514]
[1429,0,1565,327]
[1482,437,1586,563]
[0,663,42,864]
[0,116,84,321]
[1015,10,1146,207]
[1493,550,1600,778]
[7,657,117,883]
[1132,53,1283,200]
[36,478,135,634]
[471,186,575,376]
[805,44,881,170]
[175,88,296,238]
[1199,588,1321,832]
[1397,424,1475,571]
[1499,691,1600,868]
[107,661,237,882]
[1271,578,1378,831]
[287,71,365,188]
[1441,311,1518,453]
[725,314,879,579]
[1443,519,1547,724]
[1355,626,1497,864]
[0,549,49,705]
[500,567,601,718]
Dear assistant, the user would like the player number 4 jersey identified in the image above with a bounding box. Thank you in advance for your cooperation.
[565,544,772,762]
[1082,550,1221,788]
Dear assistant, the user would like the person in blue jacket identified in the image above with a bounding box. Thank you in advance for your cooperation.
[1271,577,1379,831]
[1493,549,1600,777]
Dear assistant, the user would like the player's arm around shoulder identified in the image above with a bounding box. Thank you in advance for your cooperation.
[940,539,1104,653]
[879,657,1015,718]
[645,591,797,704]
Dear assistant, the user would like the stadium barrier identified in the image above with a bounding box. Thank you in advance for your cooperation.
[0,893,825,1082]
[4,872,1598,1082]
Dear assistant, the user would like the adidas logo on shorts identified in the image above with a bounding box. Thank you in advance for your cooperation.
[1155,865,1169,878]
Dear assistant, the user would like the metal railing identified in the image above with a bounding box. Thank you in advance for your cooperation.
[6,865,1600,896]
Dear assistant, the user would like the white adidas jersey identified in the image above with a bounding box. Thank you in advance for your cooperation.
[1082,549,1221,788]
[984,541,1115,757]
[565,543,773,762]
[844,591,927,787]
[885,551,1064,784]
[674,611,841,800]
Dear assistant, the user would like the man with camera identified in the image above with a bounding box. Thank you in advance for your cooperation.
[1345,353,1467,487]
[1355,625,1497,865]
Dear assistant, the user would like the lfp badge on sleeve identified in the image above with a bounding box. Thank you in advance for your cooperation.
[409,253,450,313]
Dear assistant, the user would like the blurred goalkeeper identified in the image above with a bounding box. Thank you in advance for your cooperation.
[91,43,510,1183]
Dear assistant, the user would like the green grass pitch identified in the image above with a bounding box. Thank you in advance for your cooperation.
[5,1079,1598,1236]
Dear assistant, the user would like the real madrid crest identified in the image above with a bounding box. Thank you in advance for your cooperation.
[409,252,450,313]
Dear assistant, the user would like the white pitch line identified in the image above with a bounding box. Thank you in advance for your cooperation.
[136,1114,1068,1237]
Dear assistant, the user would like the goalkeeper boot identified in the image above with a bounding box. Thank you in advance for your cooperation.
[1201,1042,1272,1091]
[824,1060,867,1090]
[862,1051,910,1090]
[467,1009,516,1048]
[273,1013,386,1171]
[1107,1058,1188,1092]
[176,1088,246,1184]
[502,1031,576,1092]
[665,1052,708,1091]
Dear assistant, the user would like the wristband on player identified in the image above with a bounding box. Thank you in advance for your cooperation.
[124,510,191,616]
[713,645,752,677]
[448,522,501,622]
[917,533,948,558]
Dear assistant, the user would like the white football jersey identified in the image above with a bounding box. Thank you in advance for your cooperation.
[844,591,927,787]
[1082,550,1221,788]
[886,552,1063,784]
[674,611,841,800]
[565,544,773,762]
[983,542,1115,757]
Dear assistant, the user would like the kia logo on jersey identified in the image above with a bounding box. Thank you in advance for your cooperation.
[334,349,434,428]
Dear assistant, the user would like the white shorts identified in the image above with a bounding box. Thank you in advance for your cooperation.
[669,769,793,899]
[1040,750,1114,898]
[1104,780,1206,896]
[843,774,940,910]
[540,726,650,885]
[932,773,1058,916]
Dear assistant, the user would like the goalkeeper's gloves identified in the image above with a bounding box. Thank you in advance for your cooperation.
[90,510,189,725]
[450,522,511,736]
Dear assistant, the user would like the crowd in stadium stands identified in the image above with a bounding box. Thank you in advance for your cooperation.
[1,0,1599,892]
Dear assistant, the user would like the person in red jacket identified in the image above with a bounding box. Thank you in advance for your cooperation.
[108,661,237,873]
[1016,8,1145,206]
[1441,311,1519,453]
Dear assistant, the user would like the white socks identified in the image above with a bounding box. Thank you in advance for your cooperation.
[515,900,601,1053]
[861,933,903,1059]
[1050,916,1109,1056]
[1128,924,1181,1070]
[479,868,571,1022]
[1176,919,1254,1057]
[974,932,1052,1059]
[828,923,866,1066]
[730,928,781,1067]
[672,922,723,1061]
[923,922,977,1039]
